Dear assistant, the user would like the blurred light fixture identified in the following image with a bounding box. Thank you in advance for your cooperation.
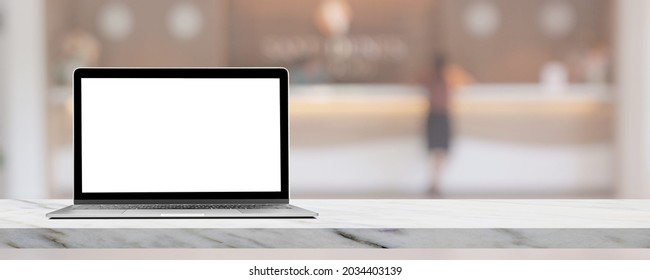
[315,0,352,38]
[97,1,134,41]
[167,2,203,41]
[538,0,576,39]
[463,0,501,38]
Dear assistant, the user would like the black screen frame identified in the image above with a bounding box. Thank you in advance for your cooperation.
[73,68,289,204]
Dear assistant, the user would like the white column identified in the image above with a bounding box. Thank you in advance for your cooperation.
[615,0,650,198]
[1,0,47,198]
[0,1,5,196]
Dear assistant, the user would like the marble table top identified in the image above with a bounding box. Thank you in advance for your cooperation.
[1,199,650,248]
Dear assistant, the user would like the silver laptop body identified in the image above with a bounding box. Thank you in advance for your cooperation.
[47,67,317,218]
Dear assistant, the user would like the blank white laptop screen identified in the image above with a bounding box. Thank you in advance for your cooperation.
[81,78,281,193]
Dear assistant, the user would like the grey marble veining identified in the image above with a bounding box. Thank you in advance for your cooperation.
[1,199,650,248]
[2,228,650,249]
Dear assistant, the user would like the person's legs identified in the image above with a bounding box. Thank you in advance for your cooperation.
[429,149,448,195]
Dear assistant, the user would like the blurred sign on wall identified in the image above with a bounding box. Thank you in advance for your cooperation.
[228,0,440,83]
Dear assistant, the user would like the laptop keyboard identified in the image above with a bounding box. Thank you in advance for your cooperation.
[73,204,291,210]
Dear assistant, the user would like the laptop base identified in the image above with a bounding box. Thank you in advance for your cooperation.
[47,204,318,218]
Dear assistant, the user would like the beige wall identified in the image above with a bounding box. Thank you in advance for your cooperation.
[46,0,228,70]
[46,0,612,84]
[442,0,612,83]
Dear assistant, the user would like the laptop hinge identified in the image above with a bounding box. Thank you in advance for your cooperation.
[74,199,290,205]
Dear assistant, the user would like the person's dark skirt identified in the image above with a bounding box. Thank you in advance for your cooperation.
[426,111,451,151]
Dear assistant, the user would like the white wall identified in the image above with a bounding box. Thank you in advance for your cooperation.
[1,0,47,198]
[616,0,650,198]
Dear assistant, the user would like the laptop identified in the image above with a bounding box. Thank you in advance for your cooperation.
[47,67,317,218]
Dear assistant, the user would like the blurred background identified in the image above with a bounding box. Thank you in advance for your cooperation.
[0,0,648,199]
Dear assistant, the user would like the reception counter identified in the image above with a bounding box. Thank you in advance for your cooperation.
[289,84,614,194]
[290,83,612,146]
[1,199,649,249]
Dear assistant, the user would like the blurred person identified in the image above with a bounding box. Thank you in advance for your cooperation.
[418,54,473,195]
[55,28,101,85]
[290,56,329,84]
[582,42,610,84]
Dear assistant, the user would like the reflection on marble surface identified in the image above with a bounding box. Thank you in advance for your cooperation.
[1,199,650,248]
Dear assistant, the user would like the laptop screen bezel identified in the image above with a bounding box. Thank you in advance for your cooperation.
[73,68,290,204]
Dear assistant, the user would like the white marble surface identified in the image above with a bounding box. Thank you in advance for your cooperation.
[1,199,650,248]
[3,199,650,228]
